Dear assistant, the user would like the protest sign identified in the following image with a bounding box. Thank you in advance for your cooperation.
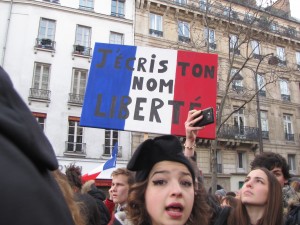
[80,43,218,139]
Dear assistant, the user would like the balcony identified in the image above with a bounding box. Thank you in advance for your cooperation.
[111,12,125,18]
[285,133,294,141]
[35,38,56,50]
[150,0,300,42]
[64,141,86,156]
[218,124,259,142]
[232,84,244,93]
[68,93,84,105]
[149,29,163,37]
[261,131,269,139]
[102,145,122,158]
[79,5,94,11]
[217,164,223,173]
[230,48,240,55]
[29,88,51,101]
[253,53,262,60]
[178,35,190,43]
[278,59,287,67]
[73,45,92,57]
[281,94,290,101]
[258,90,266,97]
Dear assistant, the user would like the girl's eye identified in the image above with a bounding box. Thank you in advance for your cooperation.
[152,180,167,186]
[181,180,192,187]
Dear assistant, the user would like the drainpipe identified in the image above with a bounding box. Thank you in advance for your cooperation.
[1,0,13,67]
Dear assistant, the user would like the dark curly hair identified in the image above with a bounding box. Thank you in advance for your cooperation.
[126,177,212,225]
[250,152,290,180]
[65,163,82,191]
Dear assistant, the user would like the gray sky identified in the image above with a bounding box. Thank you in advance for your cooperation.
[290,0,300,20]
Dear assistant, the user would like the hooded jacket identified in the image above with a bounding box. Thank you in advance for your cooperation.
[0,66,75,225]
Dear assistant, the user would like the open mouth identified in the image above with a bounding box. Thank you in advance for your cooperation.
[166,205,183,212]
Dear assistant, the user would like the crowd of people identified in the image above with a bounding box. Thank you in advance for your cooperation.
[2,64,300,225]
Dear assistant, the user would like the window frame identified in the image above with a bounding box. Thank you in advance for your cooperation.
[104,129,119,156]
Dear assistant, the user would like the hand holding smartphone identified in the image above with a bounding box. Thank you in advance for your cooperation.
[193,107,214,127]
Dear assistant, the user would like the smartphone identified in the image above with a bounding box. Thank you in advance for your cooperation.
[193,107,214,127]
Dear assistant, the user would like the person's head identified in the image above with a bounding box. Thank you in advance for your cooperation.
[126,135,211,225]
[230,168,282,225]
[110,168,134,206]
[220,195,237,208]
[215,189,226,202]
[65,163,83,192]
[250,152,290,187]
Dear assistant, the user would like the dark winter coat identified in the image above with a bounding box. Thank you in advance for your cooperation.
[88,187,111,225]
[0,66,75,225]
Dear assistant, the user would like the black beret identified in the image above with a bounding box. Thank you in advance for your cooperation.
[127,135,195,182]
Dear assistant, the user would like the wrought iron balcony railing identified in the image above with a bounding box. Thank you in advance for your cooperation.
[281,94,290,101]
[69,93,84,105]
[35,38,56,50]
[73,45,92,57]
[65,141,86,154]
[285,133,294,141]
[102,145,122,157]
[261,131,269,139]
[218,124,259,142]
[149,29,163,37]
[29,88,51,100]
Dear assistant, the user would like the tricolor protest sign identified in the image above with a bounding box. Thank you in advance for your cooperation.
[80,43,218,139]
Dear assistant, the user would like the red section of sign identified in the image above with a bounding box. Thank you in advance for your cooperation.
[171,50,218,139]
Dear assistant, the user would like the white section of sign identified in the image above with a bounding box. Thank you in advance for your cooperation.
[124,47,178,134]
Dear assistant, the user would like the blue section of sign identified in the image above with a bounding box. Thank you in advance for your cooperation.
[80,43,136,130]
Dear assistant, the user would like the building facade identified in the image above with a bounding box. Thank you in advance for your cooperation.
[0,0,135,181]
[134,0,300,191]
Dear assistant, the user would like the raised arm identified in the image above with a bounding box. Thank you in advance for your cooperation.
[184,109,205,157]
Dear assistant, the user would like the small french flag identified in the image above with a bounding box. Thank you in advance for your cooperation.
[81,142,118,181]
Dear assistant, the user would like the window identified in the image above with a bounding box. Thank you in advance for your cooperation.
[199,0,208,11]
[178,21,190,43]
[260,111,269,139]
[270,22,278,32]
[67,117,85,153]
[229,34,240,55]
[30,63,51,100]
[37,18,56,49]
[43,0,60,3]
[288,154,296,175]
[217,150,222,173]
[224,7,238,19]
[111,0,125,17]
[74,25,91,56]
[283,114,294,141]
[277,46,286,66]
[257,74,266,97]
[233,107,245,136]
[32,112,46,131]
[79,0,94,10]
[250,40,261,59]
[231,68,243,92]
[296,51,300,70]
[280,78,290,101]
[149,13,163,37]
[104,130,119,155]
[204,27,216,50]
[109,32,124,44]
[237,152,246,173]
[69,68,87,104]
[244,13,254,24]
[175,0,186,5]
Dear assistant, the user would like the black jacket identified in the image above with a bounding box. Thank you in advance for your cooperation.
[88,187,111,225]
[0,66,75,225]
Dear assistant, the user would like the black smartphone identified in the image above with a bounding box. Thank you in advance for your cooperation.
[193,107,214,127]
